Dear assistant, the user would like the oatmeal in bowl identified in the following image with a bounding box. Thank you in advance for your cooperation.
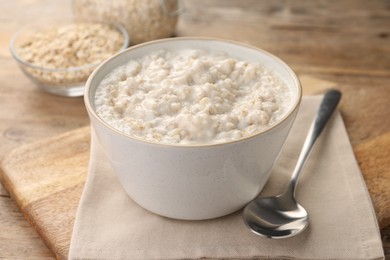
[85,38,302,220]
[94,49,292,144]
[10,21,129,97]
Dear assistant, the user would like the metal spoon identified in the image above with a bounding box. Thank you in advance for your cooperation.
[243,89,341,239]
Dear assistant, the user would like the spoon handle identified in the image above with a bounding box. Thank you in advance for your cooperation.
[289,89,342,196]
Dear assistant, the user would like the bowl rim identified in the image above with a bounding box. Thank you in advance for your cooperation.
[9,21,130,72]
[85,37,302,148]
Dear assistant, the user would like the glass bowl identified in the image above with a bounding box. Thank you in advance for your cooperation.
[9,21,130,97]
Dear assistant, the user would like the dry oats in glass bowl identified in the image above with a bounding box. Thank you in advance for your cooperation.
[10,21,129,97]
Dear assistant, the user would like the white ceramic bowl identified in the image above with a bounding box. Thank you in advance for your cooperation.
[84,37,302,220]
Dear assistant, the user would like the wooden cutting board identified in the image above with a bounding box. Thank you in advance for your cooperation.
[0,77,389,260]
[0,127,90,260]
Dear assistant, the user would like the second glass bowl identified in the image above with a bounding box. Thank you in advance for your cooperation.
[10,21,130,97]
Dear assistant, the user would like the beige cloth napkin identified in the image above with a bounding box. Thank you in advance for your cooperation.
[69,96,384,260]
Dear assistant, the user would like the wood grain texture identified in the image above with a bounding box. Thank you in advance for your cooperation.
[0,127,90,260]
[0,0,389,259]
[0,197,55,260]
[355,132,390,229]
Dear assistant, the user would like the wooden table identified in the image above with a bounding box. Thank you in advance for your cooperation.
[1,0,389,258]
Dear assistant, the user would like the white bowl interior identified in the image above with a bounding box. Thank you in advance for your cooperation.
[86,38,301,141]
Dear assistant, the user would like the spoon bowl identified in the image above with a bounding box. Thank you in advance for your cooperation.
[243,89,341,239]
[243,193,309,238]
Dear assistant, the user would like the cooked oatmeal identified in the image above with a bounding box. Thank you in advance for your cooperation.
[94,49,292,144]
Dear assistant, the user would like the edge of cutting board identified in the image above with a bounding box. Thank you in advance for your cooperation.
[0,126,90,260]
